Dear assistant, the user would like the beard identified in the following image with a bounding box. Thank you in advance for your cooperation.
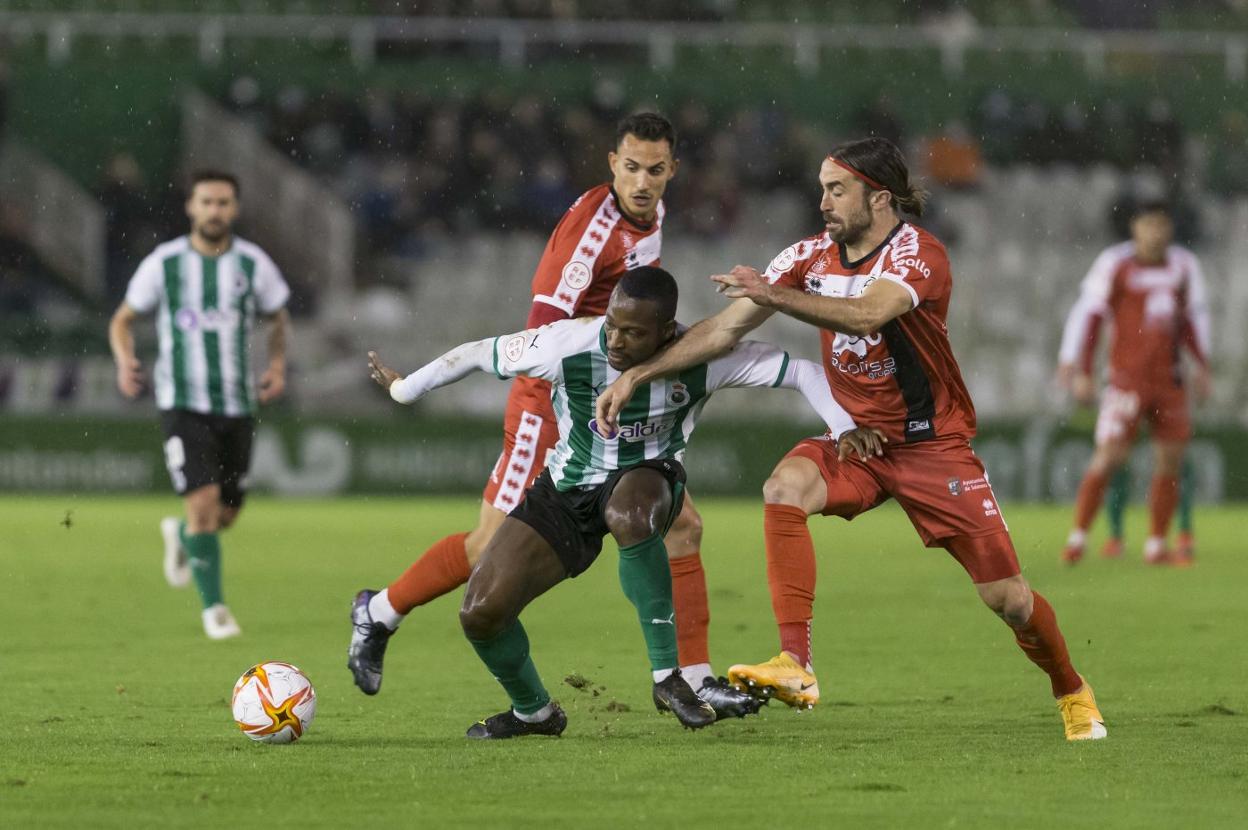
[824,211,871,247]
[196,221,230,243]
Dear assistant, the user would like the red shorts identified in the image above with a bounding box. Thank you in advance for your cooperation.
[482,398,560,512]
[1095,384,1190,445]
[786,434,1019,582]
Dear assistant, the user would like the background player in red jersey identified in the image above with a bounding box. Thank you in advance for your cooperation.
[1057,201,1212,566]
[597,138,1106,741]
[349,113,756,716]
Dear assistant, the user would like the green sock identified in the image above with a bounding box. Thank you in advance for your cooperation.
[468,620,550,715]
[183,531,223,609]
[618,534,678,672]
[178,520,188,547]
[1106,466,1130,540]
[1179,456,1195,534]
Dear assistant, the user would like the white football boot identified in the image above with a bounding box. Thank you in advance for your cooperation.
[202,604,242,640]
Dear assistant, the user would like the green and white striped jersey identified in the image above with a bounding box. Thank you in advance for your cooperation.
[489,317,813,491]
[125,236,290,417]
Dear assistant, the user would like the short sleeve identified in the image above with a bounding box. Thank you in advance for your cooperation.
[706,340,791,391]
[123,254,165,314]
[875,227,949,309]
[762,237,823,290]
[492,318,600,383]
[530,188,612,316]
[251,249,291,314]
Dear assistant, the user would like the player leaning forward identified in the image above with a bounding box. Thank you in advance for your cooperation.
[364,267,883,737]
[596,139,1107,741]
[109,170,291,639]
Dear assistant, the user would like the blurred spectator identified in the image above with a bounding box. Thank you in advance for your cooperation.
[921,122,983,189]
[1207,110,1248,197]
[96,152,155,301]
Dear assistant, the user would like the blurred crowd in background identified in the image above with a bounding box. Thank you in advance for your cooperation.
[78,79,1248,306]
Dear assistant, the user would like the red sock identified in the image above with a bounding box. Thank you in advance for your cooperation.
[1011,591,1082,697]
[764,504,816,667]
[1072,468,1111,531]
[669,553,710,667]
[387,532,471,614]
[1148,474,1180,538]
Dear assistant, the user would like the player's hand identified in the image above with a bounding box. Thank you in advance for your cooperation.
[711,265,772,305]
[1193,365,1213,404]
[594,371,638,436]
[1070,372,1095,406]
[837,427,888,462]
[368,351,402,391]
[115,358,145,399]
[259,361,286,403]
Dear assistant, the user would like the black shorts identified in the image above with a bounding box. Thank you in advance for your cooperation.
[159,409,254,507]
[509,459,687,578]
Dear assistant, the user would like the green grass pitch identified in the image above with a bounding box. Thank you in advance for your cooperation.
[2,495,1246,828]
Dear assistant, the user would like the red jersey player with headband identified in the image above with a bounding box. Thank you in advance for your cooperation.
[347,112,761,721]
[596,137,1107,741]
[1057,200,1212,566]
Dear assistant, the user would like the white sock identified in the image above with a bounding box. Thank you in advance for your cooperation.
[514,703,554,723]
[1066,529,1087,548]
[368,589,404,630]
[1144,536,1167,560]
[652,668,675,684]
[680,662,714,691]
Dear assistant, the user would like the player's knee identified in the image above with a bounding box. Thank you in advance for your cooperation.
[606,503,664,548]
[218,508,240,530]
[458,591,508,641]
[979,578,1032,626]
[763,468,810,507]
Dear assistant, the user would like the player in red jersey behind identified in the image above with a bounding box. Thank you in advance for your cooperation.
[1057,201,1212,566]
[597,138,1106,740]
[348,113,758,719]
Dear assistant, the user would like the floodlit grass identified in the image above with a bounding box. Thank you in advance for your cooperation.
[2,496,1245,828]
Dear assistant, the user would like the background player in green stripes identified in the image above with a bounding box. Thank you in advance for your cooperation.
[108,170,291,639]
[358,266,884,738]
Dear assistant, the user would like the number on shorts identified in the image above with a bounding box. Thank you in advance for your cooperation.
[164,436,187,492]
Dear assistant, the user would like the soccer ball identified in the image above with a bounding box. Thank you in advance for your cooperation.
[231,662,317,744]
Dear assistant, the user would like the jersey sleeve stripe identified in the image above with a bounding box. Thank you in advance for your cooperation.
[771,352,791,387]
[879,273,921,309]
[533,294,576,315]
[491,337,502,378]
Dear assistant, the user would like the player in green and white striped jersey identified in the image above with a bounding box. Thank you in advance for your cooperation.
[360,267,884,738]
[108,170,291,640]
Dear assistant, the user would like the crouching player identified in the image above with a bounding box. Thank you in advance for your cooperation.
[356,267,884,738]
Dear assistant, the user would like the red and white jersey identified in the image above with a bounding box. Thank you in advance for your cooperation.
[764,222,977,444]
[513,183,665,416]
[1058,241,1211,392]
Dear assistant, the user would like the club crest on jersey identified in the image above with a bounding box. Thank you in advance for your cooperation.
[561,261,591,291]
[504,335,526,362]
[174,308,200,331]
[668,382,689,406]
[947,477,962,497]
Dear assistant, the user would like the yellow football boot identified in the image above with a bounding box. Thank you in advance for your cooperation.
[727,653,819,709]
[1058,677,1107,741]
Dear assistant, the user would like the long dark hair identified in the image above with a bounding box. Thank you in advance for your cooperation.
[829,137,927,217]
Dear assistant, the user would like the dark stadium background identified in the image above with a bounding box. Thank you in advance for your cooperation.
[2,1,1246,501]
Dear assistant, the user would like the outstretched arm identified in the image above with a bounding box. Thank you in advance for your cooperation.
[713,264,913,336]
[596,297,773,431]
[371,337,498,404]
[784,360,887,460]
